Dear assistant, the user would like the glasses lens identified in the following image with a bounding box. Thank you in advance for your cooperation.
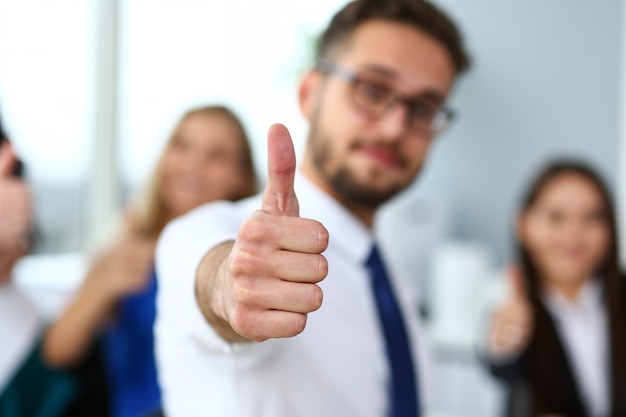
[352,79,394,117]
[340,67,455,136]
[408,101,454,135]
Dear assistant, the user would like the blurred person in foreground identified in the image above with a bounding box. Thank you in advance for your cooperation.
[0,112,36,393]
[0,125,30,286]
[0,110,79,417]
[43,105,258,417]
[485,160,626,417]
[155,1,471,416]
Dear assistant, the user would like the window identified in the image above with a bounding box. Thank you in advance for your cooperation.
[0,0,93,252]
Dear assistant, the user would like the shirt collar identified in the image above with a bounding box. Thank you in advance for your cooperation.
[295,170,373,266]
[543,277,603,314]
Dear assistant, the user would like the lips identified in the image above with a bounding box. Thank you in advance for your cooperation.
[173,176,203,193]
[558,248,588,262]
[358,146,399,168]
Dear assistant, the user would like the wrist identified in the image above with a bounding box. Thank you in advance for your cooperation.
[195,241,249,344]
[82,273,122,308]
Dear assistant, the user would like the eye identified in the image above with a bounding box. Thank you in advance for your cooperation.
[171,137,187,152]
[585,211,607,225]
[354,80,392,109]
[207,150,225,162]
[545,210,564,225]
[408,100,438,122]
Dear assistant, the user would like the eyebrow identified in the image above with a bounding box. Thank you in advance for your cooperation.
[358,64,397,79]
[357,64,447,102]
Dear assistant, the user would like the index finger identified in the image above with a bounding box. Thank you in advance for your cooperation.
[261,124,299,217]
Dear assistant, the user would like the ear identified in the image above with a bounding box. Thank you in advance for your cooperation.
[298,70,322,121]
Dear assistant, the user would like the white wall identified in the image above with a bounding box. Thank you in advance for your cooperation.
[0,1,93,185]
[619,1,626,265]
[407,0,624,265]
[117,0,347,189]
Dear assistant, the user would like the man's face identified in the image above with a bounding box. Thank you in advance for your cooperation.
[301,20,456,210]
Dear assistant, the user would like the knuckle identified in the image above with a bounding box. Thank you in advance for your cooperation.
[229,308,254,335]
[240,216,272,244]
[308,285,323,311]
[229,250,258,277]
[317,255,329,279]
[290,313,307,336]
[231,277,256,306]
[315,223,330,252]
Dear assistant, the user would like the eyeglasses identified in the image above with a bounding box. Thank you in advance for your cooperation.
[315,60,455,137]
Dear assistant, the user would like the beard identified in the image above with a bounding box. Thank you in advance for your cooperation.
[309,125,416,209]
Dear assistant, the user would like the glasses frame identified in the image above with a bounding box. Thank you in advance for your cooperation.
[315,60,456,137]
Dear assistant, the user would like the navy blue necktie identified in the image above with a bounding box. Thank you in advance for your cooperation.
[366,245,420,417]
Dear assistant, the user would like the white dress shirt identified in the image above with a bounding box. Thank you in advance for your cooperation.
[155,172,430,417]
[543,279,609,417]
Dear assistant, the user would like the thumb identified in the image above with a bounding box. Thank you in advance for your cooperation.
[261,123,299,217]
[0,141,17,178]
[508,264,528,301]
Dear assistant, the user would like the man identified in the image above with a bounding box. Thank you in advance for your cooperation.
[0,136,34,385]
[0,124,30,283]
[156,1,470,416]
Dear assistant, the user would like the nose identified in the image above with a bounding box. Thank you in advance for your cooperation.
[560,219,590,245]
[189,152,205,170]
[175,149,204,175]
[375,103,409,142]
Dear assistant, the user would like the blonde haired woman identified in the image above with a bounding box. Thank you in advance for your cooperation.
[44,105,258,417]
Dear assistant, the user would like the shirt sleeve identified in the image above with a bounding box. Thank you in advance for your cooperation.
[155,199,256,353]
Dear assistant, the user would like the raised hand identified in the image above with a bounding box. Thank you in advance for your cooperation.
[488,265,534,357]
[207,124,329,343]
[85,214,156,300]
[43,212,156,368]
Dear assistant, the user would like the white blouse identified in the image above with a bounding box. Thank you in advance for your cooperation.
[543,279,609,417]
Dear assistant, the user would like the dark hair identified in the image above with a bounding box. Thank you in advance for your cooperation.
[0,107,25,178]
[317,0,471,75]
[516,159,626,412]
[0,106,7,142]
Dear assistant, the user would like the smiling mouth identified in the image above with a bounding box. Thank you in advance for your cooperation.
[357,146,400,168]
[173,177,203,193]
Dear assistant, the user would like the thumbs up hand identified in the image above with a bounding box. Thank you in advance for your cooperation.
[210,124,329,343]
[84,213,156,301]
[488,265,534,357]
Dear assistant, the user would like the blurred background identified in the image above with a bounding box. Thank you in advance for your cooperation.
[0,1,624,416]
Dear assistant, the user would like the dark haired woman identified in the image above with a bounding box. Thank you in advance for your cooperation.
[485,160,626,417]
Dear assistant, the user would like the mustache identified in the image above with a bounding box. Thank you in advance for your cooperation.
[349,139,409,168]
